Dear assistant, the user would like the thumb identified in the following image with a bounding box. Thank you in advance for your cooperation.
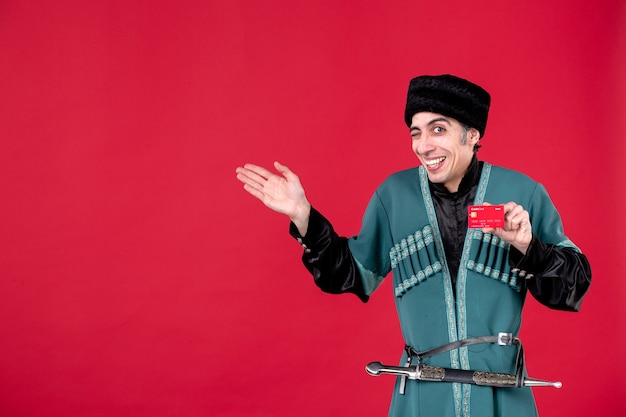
[274,161,295,178]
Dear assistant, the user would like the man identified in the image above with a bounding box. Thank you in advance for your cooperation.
[235,74,591,417]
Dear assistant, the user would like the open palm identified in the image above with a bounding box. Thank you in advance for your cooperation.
[235,161,310,225]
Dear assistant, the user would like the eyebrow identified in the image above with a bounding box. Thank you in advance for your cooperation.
[410,117,452,131]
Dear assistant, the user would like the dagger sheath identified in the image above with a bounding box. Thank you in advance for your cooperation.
[365,361,562,389]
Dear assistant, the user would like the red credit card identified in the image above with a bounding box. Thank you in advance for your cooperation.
[468,205,505,228]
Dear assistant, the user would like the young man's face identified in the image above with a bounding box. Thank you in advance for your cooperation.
[410,112,480,192]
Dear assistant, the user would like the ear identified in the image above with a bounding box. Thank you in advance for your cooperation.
[468,128,481,147]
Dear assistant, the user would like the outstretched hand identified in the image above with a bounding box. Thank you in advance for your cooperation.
[235,161,311,235]
[482,202,532,255]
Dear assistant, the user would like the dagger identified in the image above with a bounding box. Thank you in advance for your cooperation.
[365,361,562,389]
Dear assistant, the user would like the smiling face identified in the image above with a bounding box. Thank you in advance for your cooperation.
[410,112,480,192]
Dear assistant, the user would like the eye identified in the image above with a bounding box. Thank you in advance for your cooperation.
[433,126,445,134]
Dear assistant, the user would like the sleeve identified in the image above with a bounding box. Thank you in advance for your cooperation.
[509,236,591,311]
[289,207,369,303]
[508,184,592,312]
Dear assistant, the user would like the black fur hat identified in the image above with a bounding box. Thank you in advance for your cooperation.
[404,74,491,137]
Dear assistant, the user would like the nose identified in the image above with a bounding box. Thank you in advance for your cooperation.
[414,134,436,155]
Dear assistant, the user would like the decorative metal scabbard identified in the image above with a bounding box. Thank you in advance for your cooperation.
[365,361,562,389]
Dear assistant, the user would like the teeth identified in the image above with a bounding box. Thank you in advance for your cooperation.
[425,157,445,166]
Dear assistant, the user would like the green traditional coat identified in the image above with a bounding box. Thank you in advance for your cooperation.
[347,163,580,417]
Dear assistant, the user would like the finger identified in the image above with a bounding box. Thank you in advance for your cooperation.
[236,164,278,192]
[235,166,263,185]
[274,161,297,180]
[242,183,266,201]
[242,163,275,180]
[240,165,281,187]
[515,213,531,231]
[507,209,528,230]
[519,218,530,232]
[501,201,518,214]
[501,203,519,229]
[235,167,262,186]
[236,172,265,194]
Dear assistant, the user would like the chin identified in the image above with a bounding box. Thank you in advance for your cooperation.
[427,174,444,184]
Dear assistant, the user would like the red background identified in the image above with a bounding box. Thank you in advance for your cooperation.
[1,1,624,416]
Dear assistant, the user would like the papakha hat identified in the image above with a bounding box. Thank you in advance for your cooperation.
[404,74,491,137]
